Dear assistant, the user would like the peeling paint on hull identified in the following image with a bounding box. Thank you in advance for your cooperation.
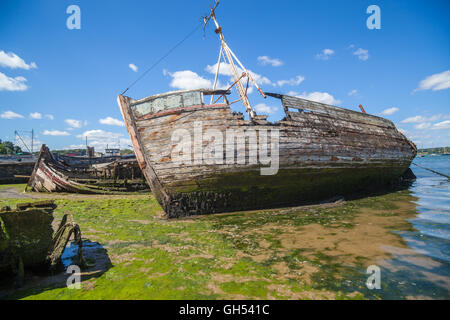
[27,145,148,194]
[118,90,416,218]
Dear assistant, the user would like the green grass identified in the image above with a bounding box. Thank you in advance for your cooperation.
[0,183,27,192]
[0,184,419,300]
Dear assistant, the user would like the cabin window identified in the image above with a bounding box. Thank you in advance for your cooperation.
[182,91,202,107]
[132,91,203,118]
[164,94,183,109]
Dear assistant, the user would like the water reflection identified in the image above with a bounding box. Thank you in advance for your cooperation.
[375,155,450,299]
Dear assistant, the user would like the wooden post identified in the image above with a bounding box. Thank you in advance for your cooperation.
[359,104,366,114]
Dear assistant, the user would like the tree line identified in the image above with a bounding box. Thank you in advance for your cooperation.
[0,140,23,155]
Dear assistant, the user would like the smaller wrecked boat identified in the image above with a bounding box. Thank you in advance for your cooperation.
[0,200,84,285]
[0,156,36,184]
[27,144,149,194]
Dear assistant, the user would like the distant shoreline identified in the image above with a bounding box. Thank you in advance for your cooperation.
[417,147,450,155]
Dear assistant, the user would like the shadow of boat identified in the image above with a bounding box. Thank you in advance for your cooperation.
[0,240,113,299]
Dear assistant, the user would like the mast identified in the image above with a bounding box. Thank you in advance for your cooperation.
[203,0,266,120]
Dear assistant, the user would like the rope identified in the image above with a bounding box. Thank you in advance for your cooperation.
[121,21,203,95]
[412,162,449,179]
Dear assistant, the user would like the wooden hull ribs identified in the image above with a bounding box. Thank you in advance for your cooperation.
[27,144,148,194]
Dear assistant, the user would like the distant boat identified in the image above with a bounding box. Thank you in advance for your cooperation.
[117,2,417,217]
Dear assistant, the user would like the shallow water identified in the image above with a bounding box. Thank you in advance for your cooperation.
[61,241,104,268]
[365,155,450,299]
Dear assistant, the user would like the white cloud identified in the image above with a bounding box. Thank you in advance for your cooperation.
[316,49,335,60]
[43,130,70,136]
[129,63,138,72]
[248,72,272,86]
[257,56,283,67]
[99,116,125,127]
[353,48,369,61]
[0,51,37,70]
[348,89,358,96]
[64,144,85,150]
[14,135,42,152]
[277,76,305,87]
[65,119,83,128]
[398,129,428,143]
[398,129,423,141]
[401,114,450,125]
[401,116,427,123]
[414,123,431,130]
[45,114,54,120]
[205,63,272,86]
[428,114,445,121]
[254,103,278,114]
[29,112,42,119]
[432,120,450,130]
[415,70,450,92]
[77,129,131,151]
[1,110,24,119]
[380,107,399,116]
[296,91,341,105]
[167,70,212,90]
[0,72,28,91]
[77,130,120,140]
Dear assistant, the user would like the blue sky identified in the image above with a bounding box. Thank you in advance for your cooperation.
[0,0,449,151]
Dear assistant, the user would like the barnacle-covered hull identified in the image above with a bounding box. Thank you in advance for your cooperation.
[118,90,416,218]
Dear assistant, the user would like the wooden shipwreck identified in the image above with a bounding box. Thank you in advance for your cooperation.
[0,157,36,184]
[117,2,417,218]
[27,144,148,194]
[0,200,85,285]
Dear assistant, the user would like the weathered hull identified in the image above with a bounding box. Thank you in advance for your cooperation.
[56,154,121,167]
[1,200,85,282]
[27,145,148,194]
[118,91,416,218]
[0,201,55,271]
[0,160,36,184]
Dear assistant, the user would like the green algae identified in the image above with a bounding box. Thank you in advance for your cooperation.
[0,184,26,192]
[220,280,269,298]
[0,184,425,300]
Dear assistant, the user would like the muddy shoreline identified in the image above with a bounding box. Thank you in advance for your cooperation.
[1,183,448,300]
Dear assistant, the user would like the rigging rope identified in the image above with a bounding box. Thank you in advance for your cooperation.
[120,21,203,95]
[412,162,449,179]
